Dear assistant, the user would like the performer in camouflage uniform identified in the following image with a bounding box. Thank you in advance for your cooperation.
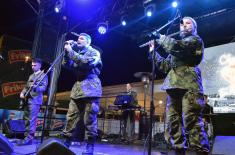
[149,17,210,155]
[62,33,102,155]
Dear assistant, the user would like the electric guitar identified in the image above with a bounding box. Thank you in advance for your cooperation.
[19,70,44,110]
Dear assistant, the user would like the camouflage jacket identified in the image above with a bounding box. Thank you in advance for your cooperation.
[154,34,204,93]
[62,45,102,99]
[21,70,48,105]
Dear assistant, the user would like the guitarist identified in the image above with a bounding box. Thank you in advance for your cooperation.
[18,58,48,145]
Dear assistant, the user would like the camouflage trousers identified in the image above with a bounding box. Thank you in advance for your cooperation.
[165,89,210,152]
[63,98,100,141]
[23,104,41,139]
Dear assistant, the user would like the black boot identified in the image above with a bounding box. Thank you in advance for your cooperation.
[175,148,185,155]
[64,138,71,148]
[59,132,71,148]
[82,143,94,155]
[196,151,209,155]
[82,137,95,155]
[16,136,33,146]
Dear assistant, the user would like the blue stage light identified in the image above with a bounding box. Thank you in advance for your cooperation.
[121,16,127,26]
[146,11,152,17]
[54,7,60,13]
[172,1,178,8]
[122,20,126,26]
[54,0,64,13]
[144,4,155,17]
[97,22,108,34]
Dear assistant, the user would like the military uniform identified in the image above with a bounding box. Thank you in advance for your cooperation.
[154,34,210,153]
[62,43,102,146]
[21,70,48,139]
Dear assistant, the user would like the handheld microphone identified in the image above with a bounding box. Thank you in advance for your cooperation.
[65,40,76,45]
[71,32,80,37]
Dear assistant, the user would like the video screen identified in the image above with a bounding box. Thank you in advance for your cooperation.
[199,42,235,113]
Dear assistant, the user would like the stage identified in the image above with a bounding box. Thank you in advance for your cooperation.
[8,137,206,155]
[12,139,163,155]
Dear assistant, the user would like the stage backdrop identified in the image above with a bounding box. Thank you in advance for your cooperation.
[0,35,32,109]
[199,42,235,113]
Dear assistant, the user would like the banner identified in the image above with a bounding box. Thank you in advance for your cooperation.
[0,35,32,109]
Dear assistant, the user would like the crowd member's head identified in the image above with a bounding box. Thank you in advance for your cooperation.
[126,83,132,92]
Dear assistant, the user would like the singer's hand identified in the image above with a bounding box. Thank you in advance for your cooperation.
[20,93,25,99]
[149,40,155,52]
[64,44,73,52]
[65,40,75,44]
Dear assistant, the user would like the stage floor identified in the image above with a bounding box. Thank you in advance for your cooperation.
[13,140,164,155]
[10,138,203,155]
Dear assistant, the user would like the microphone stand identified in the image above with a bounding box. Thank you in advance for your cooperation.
[40,49,65,143]
[148,48,156,155]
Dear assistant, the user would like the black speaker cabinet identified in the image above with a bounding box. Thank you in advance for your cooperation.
[0,133,14,155]
[211,113,235,136]
[37,138,75,155]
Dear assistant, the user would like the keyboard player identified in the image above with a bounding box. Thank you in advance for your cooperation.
[120,83,138,142]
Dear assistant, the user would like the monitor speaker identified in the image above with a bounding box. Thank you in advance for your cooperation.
[0,133,14,155]
[37,138,75,155]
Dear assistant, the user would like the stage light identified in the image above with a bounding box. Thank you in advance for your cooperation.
[54,0,64,13]
[24,56,31,63]
[144,3,155,17]
[172,1,178,8]
[97,22,108,34]
[54,7,60,13]
[122,21,126,26]
[146,10,152,17]
[121,16,127,26]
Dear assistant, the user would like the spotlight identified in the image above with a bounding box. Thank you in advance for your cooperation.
[54,7,60,13]
[172,1,178,8]
[143,0,155,17]
[145,4,155,17]
[122,21,126,26]
[54,0,64,13]
[97,22,108,34]
[24,56,31,63]
[121,16,127,26]
[146,10,152,17]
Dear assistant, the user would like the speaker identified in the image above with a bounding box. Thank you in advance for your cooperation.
[212,136,235,155]
[212,114,235,135]
[37,138,75,155]
[0,133,14,155]
[3,119,25,138]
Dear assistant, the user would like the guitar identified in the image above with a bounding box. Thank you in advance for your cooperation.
[19,70,44,110]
